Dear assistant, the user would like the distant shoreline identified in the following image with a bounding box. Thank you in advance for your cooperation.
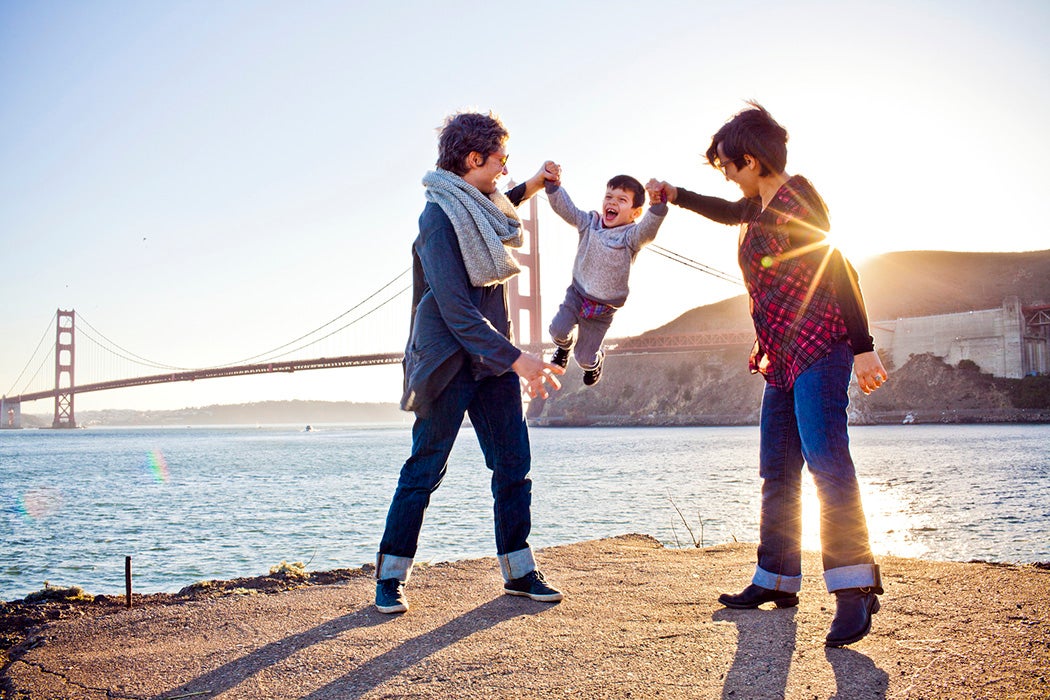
[535,407,1050,427]
[14,411,1050,429]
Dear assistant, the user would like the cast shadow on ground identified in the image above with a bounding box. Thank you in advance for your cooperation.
[713,607,797,699]
[825,646,889,700]
[712,607,890,700]
[299,595,553,699]
[151,606,386,700]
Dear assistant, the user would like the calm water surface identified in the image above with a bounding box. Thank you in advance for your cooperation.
[1,423,1048,600]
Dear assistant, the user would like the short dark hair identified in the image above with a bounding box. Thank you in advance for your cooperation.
[705,101,788,177]
[436,111,509,176]
[606,174,645,208]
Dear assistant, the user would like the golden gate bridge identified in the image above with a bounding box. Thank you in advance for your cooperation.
[2,198,750,429]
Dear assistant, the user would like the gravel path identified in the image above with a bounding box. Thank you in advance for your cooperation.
[3,535,1048,699]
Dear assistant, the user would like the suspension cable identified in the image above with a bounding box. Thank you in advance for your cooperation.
[648,244,744,286]
[76,331,188,372]
[216,267,411,366]
[5,310,57,396]
[77,313,191,371]
[254,282,411,362]
[13,351,55,396]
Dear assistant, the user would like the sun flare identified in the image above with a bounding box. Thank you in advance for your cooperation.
[800,476,931,559]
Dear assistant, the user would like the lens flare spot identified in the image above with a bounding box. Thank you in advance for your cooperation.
[761,255,774,268]
[17,487,64,521]
[146,450,170,483]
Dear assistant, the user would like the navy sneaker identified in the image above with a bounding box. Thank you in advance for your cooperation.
[504,570,563,602]
[550,346,570,368]
[375,578,408,614]
[583,351,605,386]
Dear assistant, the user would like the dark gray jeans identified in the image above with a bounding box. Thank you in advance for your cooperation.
[549,284,616,369]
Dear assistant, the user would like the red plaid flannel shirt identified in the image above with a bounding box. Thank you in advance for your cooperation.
[739,176,848,390]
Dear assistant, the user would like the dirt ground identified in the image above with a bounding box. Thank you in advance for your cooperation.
[2,535,1048,699]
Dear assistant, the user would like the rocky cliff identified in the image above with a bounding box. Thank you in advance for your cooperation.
[532,249,1050,426]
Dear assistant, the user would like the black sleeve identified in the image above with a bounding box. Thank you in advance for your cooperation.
[505,182,528,207]
[829,250,875,355]
[673,187,754,225]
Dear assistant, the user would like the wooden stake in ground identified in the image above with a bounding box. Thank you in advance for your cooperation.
[125,556,132,609]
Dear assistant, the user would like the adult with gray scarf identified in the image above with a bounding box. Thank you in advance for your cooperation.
[375,111,565,614]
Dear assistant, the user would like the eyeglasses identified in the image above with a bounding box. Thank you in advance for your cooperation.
[488,152,509,167]
[717,156,745,175]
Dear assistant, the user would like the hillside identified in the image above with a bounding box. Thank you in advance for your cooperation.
[642,249,1050,337]
[535,249,1050,425]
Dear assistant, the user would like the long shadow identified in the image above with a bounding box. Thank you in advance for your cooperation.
[299,596,551,699]
[824,647,889,700]
[152,605,386,700]
[713,607,797,700]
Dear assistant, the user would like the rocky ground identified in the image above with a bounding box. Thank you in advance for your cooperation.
[2,535,1048,699]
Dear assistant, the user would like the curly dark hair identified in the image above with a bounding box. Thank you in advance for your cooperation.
[705,101,789,177]
[436,111,509,175]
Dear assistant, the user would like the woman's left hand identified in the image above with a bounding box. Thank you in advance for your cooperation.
[854,351,888,395]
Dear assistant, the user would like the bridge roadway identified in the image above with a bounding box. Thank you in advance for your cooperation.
[7,331,755,404]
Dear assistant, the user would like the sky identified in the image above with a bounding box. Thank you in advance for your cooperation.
[2,0,1049,413]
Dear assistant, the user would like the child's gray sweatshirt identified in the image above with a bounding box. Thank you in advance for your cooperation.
[546,183,667,307]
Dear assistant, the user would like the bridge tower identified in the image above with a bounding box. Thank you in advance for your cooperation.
[52,309,76,429]
[507,193,543,348]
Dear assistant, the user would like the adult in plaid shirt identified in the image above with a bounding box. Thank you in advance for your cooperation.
[650,102,888,648]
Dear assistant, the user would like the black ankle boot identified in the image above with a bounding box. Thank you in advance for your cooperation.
[825,588,880,647]
[718,583,799,609]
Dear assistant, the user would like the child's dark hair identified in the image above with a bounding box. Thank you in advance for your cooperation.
[436,111,509,176]
[607,174,645,208]
[705,101,788,176]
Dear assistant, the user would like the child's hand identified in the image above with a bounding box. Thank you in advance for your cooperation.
[645,180,666,205]
[542,160,561,186]
[526,161,561,197]
[646,179,677,204]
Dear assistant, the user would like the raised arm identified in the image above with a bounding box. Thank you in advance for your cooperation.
[627,199,668,251]
[647,179,752,225]
[504,161,561,205]
[545,181,592,232]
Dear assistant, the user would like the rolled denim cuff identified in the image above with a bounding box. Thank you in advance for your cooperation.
[497,546,536,582]
[753,565,803,593]
[824,563,882,593]
[376,552,413,583]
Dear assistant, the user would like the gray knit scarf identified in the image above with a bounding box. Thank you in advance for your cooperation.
[422,169,523,287]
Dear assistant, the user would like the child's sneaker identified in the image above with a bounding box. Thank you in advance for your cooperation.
[583,351,605,386]
[550,346,570,368]
[503,570,563,602]
[375,578,408,613]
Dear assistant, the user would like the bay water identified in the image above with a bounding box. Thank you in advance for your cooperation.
[2,423,1048,601]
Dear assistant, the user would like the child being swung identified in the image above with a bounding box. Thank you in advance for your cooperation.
[544,166,667,385]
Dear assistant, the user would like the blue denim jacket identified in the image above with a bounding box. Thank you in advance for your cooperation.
[399,184,526,414]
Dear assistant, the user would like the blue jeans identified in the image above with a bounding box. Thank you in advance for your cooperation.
[377,361,536,583]
[753,342,880,594]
